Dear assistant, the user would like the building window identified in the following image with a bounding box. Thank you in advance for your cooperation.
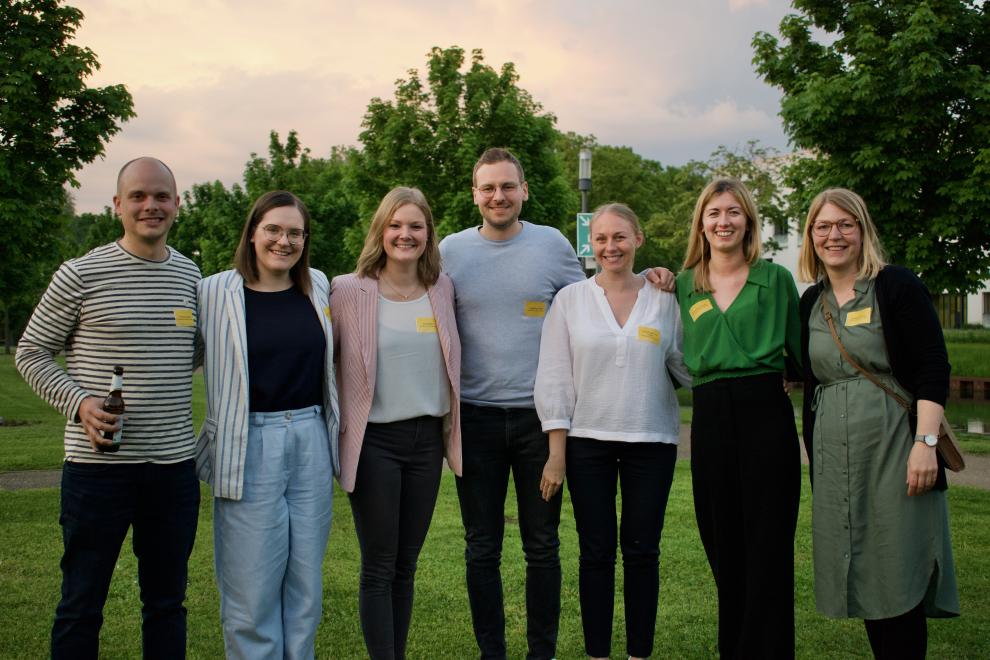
[983,292,990,316]
[933,293,967,329]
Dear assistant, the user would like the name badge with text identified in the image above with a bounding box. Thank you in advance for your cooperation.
[845,307,872,327]
[416,317,438,333]
[638,326,660,345]
[173,309,194,327]
[689,299,713,322]
[523,301,547,318]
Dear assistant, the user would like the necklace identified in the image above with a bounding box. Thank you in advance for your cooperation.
[379,273,420,300]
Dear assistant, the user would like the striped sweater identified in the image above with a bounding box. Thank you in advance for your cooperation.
[16,242,201,463]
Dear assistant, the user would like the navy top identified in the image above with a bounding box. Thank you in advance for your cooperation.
[244,286,325,412]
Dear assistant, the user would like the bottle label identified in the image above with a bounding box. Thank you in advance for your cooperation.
[111,419,123,445]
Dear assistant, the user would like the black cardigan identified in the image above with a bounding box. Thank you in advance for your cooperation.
[800,265,950,489]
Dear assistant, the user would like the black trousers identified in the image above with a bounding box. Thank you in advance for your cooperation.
[566,437,677,658]
[864,600,927,660]
[691,373,801,659]
[349,416,444,660]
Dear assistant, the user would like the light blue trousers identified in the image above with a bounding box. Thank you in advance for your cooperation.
[214,405,333,660]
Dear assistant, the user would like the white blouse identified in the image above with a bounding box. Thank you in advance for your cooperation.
[534,276,691,443]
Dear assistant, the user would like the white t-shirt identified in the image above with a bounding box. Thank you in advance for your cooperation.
[534,276,691,443]
[369,293,451,423]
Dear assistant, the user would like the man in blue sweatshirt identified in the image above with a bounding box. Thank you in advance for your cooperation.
[439,148,585,659]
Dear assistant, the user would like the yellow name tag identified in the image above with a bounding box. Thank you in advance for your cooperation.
[323,306,331,320]
[416,317,437,333]
[845,307,872,327]
[173,309,194,327]
[637,326,660,345]
[523,301,547,318]
[689,299,713,322]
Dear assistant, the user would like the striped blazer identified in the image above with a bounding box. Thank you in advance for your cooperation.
[194,268,341,500]
[330,273,462,493]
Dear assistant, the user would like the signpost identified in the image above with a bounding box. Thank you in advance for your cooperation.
[575,212,596,271]
[576,212,592,257]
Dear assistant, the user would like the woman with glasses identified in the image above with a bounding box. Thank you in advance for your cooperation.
[535,203,690,660]
[195,190,340,659]
[798,188,958,659]
[330,187,461,660]
[674,178,802,659]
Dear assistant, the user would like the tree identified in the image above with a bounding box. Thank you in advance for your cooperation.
[753,0,990,293]
[351,46,576,243]
[174,131,360,278]
[1,0,134,350]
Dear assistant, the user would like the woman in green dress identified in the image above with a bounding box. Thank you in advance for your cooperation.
[798,188,959,659]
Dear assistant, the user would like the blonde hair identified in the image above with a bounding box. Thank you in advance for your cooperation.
[590,202,643,236]
[798,188,887,283]
[355,187,441,286]
[682,178,762,292]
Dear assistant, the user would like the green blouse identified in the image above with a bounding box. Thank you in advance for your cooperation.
[675,259,802,387]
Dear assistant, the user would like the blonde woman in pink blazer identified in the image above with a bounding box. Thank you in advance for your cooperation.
[330,187,461,660]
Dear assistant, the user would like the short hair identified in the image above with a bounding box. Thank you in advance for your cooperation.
[355,187,441,287]
[590,202,643,236]
[116,157,177,195]
[233,191,313,295]
[472,148,525,186]
[682,178,762,292]
[798,188,887,283]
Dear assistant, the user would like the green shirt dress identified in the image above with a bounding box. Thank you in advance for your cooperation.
[808,278,959,619]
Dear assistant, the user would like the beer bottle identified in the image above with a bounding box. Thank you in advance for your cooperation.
[99,366,125,453]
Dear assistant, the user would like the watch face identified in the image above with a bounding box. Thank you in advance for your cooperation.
[922,435,938,447]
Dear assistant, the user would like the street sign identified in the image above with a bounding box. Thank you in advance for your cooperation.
[575,212,593,257]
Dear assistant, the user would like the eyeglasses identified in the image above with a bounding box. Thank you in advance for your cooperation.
[811,219,859,237]
[260,224,307,245]
[474,182,522,199]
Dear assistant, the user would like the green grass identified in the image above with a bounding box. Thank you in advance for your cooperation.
[0,354,206,471]
[943,328,990,344]
[2,468,989,658]
[3,355,990,657]
[946,342,990,379]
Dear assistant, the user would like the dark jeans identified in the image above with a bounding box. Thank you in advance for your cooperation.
[52,459,200,660]
[566,437,677,659]
[691,373,800,660]
[455,403,561,660]
[349,416,444,660]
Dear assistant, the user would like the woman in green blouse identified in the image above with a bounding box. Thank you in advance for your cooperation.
[675,178,802,659]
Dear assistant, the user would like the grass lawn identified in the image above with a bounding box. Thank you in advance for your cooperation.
[2,468,989,658]
[3,355,990,657]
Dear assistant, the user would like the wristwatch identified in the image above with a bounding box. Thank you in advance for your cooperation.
[915,434,938,448]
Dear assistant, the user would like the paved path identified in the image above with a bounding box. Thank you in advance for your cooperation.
[3,424,988,491]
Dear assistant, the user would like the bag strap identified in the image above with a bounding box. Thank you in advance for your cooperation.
[820,293,913,412]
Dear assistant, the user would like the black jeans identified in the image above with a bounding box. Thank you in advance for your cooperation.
[455,403,561,660]
[349,416,444,660]
[691,373,801,659]
[566,437,677,659]
[52,459,200,660]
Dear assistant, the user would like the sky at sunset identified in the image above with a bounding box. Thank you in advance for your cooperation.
[69,0,798,213]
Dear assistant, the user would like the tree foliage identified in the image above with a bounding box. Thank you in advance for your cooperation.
[753,0,990,292]
[1,0,134,350]
[351,46,575,242]
[172,131,359,278]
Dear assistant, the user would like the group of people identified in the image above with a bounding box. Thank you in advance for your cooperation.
[15,148,958,660]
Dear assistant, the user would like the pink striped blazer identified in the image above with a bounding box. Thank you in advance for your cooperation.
[330,272,462,492]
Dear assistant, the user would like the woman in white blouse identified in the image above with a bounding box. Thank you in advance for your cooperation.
[535,203,691,660]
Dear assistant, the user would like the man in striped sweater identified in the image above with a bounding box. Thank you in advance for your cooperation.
[16,157,202,660]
